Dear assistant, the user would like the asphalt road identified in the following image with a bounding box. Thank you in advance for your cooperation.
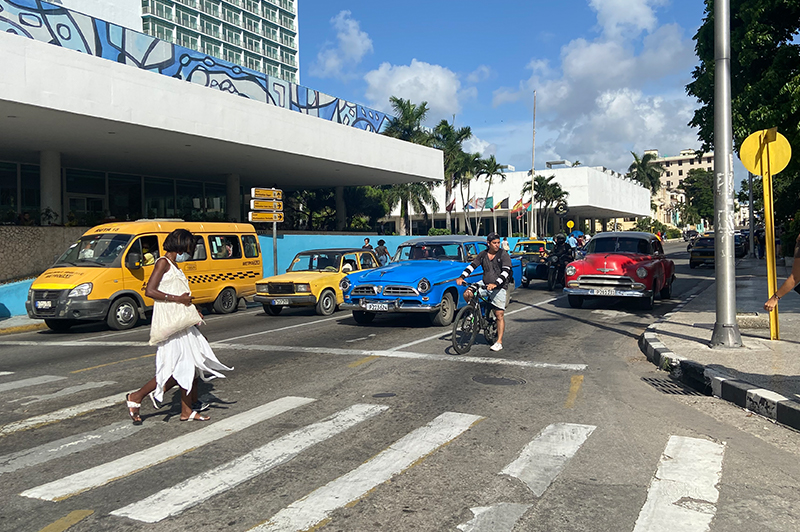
[1,241,799,532]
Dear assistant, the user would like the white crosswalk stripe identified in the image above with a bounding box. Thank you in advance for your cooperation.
[0,392,129,436]
[0,371,14,376]
[251,411,483,532]
[10,381,116,405]
[0,375,66,393]
[111,403,389,523]
[20,396,315,501]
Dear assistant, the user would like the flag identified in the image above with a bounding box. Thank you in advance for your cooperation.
[475,197,486,209]
[445,198,456,212]
[510,199,524,213]
[515,202,531,219]
[494,198,509,210]
[465,196,476,210]
[485,196,493,211]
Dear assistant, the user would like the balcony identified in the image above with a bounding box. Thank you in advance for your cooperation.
[175,0,197,8]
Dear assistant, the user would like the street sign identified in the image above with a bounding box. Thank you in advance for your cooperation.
[251,187,282,200]
[555,203,569,216]
[566,220,574,230]
[250,199,283,211]
[248,211,284,223]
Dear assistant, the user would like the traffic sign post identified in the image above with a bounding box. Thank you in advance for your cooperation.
[249,188,284,275]
[250,200,283,211]
[740,127,792,340]
[248,212,284,223]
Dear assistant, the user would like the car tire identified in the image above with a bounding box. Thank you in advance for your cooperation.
[659,277,673,299]
[547,269,556,291]
[638,291,655,310]
[521,278,529,288]
[568,295,584,308]
[315,289,336,316]
[689,262,697,269]
[44,319,75,332]
[107,296,139,330]
[263,304,282,316]
[430,292,455,327]
[352,310,375,324]
[213,287,238,314]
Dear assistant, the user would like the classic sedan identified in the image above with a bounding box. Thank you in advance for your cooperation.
[254,248,379,316]
[563,232,675,310]
[689,236,714,268]
[339,236,523,326]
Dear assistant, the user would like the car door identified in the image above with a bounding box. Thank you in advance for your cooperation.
[123,234,161,305]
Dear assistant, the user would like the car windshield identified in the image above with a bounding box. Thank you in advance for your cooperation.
[586,237,650,255]
[393,243,464,261]
[516,242,547,254]
[288,252,342,272]
[55,234,133,267]
[694,238,714,248]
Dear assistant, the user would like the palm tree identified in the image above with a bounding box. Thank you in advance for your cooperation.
[385,183,439,236]
[432,120,472,231]
[454,151,482,235]
[522,174,569,235]
[627,151,664,195]
[382,96,432,145]
[476,155,508,233]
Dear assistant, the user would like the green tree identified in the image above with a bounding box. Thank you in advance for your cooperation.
[682,168,715,223]
[432,120,472,231]
[627,151,664,195]
[385,183,439,236]
[382,96,432,145]
[476,155,507,229]
[522,174,569,235]
[686,0,800,224]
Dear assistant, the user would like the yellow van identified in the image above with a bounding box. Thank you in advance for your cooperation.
[26,220,261,331]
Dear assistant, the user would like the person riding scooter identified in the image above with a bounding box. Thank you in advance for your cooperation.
[546,233,574,290]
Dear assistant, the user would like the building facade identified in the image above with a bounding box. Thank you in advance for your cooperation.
[645,149,715,228]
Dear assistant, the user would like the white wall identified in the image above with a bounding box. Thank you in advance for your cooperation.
[56,0,142,31]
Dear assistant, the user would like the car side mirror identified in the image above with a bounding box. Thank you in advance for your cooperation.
[126,253,142,270]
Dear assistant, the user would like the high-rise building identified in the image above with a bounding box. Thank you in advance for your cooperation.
[141,0,298,83]
[644,149,715,228]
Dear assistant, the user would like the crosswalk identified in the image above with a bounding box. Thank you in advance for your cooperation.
[0,371,729,531]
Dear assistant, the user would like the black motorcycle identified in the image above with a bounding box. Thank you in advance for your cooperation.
[546,252,571,291]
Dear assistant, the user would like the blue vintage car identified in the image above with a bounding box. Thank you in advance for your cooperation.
[339,235,523,326]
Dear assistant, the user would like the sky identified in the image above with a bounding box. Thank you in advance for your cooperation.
[295,0,738,180]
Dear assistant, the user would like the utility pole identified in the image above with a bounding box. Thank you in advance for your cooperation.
[529,90,537,238]
[710,0,742,348]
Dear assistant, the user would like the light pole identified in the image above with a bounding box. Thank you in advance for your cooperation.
[529,90,537,238]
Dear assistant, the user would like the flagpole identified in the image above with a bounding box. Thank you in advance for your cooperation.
[529,90,537,238]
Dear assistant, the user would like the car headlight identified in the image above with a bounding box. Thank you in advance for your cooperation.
[417,278,431,294]
[636,267,648,279]
[256,283,268,293]
[295,283,311,293]
[68,282,93,298]
[340,277,351,291]
[565,265,577,276]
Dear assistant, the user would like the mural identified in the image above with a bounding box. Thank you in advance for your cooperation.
[0,0,390,132]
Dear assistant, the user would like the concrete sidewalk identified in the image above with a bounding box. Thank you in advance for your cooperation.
[640,256,800,430]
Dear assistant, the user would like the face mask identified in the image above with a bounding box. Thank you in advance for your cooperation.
[176,252,191,262]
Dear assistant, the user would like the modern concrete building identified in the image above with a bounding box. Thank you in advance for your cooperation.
[0,0,442,225]
[645,148,714,228]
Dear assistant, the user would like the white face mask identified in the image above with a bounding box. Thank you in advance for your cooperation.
[176,252,191,262]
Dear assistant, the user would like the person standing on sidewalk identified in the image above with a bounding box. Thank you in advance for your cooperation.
[764,233,800,311]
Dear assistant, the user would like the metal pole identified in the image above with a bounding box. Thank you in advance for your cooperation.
[748,172,755,257]
[529,90,537,238]
[710,0,742,348]
[272,221,278,276]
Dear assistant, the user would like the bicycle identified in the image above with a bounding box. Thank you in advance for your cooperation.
[451,283,498,355]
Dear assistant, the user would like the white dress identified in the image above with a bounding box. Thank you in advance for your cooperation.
[152,258,232,402]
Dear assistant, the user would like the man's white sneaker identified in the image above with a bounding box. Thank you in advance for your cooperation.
[490,342,503,352]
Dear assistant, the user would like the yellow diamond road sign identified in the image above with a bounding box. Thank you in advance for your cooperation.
[251,187,282,200]
[250,200,283,211]
[248,211,284,223]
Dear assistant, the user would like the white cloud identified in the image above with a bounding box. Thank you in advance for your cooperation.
[467,65,493,84]
[589,0,668,40]
[463,135,497,157]
[363,59,473,121]
[310,11,373,80]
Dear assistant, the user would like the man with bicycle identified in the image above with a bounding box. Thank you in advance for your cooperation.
[457,232,512,351]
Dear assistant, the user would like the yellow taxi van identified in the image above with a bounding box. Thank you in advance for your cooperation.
[26,220,261,331]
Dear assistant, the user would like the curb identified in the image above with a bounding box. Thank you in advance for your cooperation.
[0,322,48,335]
[639,288,800,432]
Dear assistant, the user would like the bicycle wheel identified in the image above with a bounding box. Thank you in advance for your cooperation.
[452,304,479,355]
[484,308,498,345]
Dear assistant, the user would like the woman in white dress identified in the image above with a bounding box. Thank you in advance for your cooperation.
[126,229,232,423]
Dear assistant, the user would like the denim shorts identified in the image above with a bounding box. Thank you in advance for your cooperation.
[475,281,507,310]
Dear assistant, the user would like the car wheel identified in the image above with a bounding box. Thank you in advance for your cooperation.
[352,310,375,324]
[213,287,238,314]
[568,295,584,308]
[547,269,556,291]
[44,319,75,332]
[315,289,336,316]
[638,291,655,310]
[430,292,455,327]
[659,277,673,299]
[689,262,697,269]
[107,296,139,330]
[263,304,282,316]
[521,278,529,288]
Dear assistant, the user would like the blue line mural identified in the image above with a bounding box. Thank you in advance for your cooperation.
[0,0,390,133]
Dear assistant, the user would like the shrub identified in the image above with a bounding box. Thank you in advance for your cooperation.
[666,228,681,239]
[428,228,451,236]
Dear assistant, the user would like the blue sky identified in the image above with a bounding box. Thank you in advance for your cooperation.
[297,0,725,177]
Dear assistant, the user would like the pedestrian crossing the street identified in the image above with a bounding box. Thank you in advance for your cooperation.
[1,374,730,531]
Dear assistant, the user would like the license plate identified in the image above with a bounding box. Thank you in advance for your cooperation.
[590,288,617,296]
[366,303,389,312]
[35,300,52,309]
[272,298,290,305]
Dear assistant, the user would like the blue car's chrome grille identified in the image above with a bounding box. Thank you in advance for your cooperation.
[383,286,418,296]
[352,285,381,296]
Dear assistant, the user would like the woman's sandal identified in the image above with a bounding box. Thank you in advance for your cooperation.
[126,393,142,425]
[148,391,164,410]
[180,411,210,422]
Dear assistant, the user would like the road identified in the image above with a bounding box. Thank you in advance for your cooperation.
[1,241,799,532]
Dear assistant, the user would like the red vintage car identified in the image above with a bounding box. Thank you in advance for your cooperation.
[563,232,675,309]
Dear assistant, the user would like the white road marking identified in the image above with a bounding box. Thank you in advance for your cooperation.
[216,343,587,371]
[112,403,388,523]
[457,503,532,532]
[0,371,13,376]
[0,392,129,436]
[388,296,559,352]
[0,421,147,475]
[346,333,376,343]
[632,436,725,532]
[10,381,116,405]
[0,375,67,393]
[20,396,315,501]
[501,423,596,497]
[251,411,483,532]
[217,315,346,343]
[0,341,148,348]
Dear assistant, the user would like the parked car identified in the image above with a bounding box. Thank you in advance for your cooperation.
[339,236,523,326]
[689,236,715,268]
[734,234,747,258]
[511,239,553,288]
[254,248,379,316]
[563,232,675,310]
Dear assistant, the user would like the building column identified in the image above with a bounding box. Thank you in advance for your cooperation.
[602,218,608,232]
[40,150,61,225]
[226,174,240,222]
[335,186,346,231]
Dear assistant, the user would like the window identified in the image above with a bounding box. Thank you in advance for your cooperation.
[665,162,670,167]
[678,160,682,166]
[359,253,376,269]
[678,170,683,176]
[191,235,207,260]
[666,171,671,177]
[706,157,712,163]
[242,235,259,258]
[127,235,160,267]
[706,167,712,172]
[20,164,40,217]
[209,235,242,259]
[666,181,672,188]
[108,174,142,221]
[689,159,694,165]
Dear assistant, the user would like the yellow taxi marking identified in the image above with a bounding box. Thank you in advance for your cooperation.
[564,375,584,409]
[348,355,379,368]
[71,354,155,374]
[37,509,94,532]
